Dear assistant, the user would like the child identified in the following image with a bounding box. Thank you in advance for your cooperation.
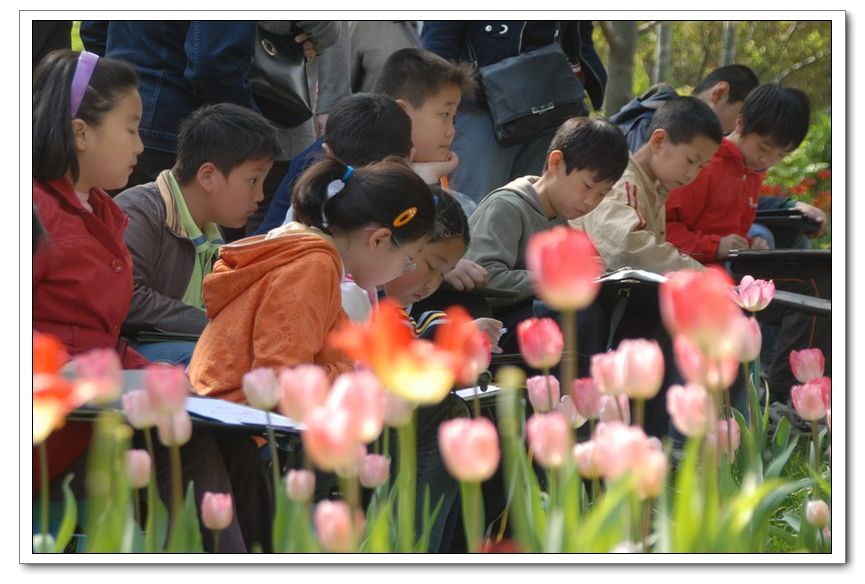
[665,83,812,263]
[32,50,268,553]
[571,97,722,273]
[115,103,281,365]
[466,116,630,347]
[188,157,436,403]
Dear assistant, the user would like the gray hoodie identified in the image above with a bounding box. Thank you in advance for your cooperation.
[466,176,567,308]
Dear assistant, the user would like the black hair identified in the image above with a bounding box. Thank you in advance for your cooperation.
[693,64,760,104]
[325,94,413,166]
[647,96,723,145]
[33,205,46,256]
[172,103,281,184]
[547,117,630,184]
[430,189,470,246]
[374,48,477,108]
[740,83,811,151]
[292,155,435,244]
[33,49,139,183]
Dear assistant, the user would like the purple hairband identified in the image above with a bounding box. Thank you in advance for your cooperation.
[70,51,99,117]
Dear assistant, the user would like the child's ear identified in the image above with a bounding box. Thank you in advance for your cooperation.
[365,226,393,251]
[322,142,332,156]
[71,119,88,152]
[407,146,417,163]
[394,98,412,113]
[733,113,745,135]
[196,162,218,193]
[649,128,668,153]
[547,150,565,175]
[709,81,731,105]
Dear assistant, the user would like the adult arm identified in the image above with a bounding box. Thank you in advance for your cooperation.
[79,21,108,56]
[184,21,258,109]
[665,170,723,263]
[420,21,466,62]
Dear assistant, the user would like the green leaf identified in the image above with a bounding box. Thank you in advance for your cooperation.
[670,439,702,552]
[361,494,392,553]
[771,416,791,460]
[765,435,800,479]
[52,474,78,553]
[570,476,633,552]
[167,481,203,553]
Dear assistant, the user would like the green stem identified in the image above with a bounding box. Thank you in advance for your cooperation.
[811,421,822,494]
[744,361,757,436]
[721,389,733,458]
[144,428,159,553]
[460,481,483,553]
[169,443,183,539]
[549,467,559,511]
[396,413,416,552]
[614,395,627,423]
[635,398,645,430]
[213,530,220,554]
[560,310,577,405]
[39,441,49,549]
[266,412,281,508]
[133,488,141,528]
[591,477,600,502]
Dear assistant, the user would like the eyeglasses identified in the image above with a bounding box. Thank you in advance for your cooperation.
[390,234,418,273]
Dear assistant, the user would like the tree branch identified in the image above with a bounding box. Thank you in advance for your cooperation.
[600,20,621,52]
[775,49,830,82]
[638,20,661,34]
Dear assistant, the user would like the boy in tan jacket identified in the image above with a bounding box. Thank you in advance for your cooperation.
[571,97,722,274]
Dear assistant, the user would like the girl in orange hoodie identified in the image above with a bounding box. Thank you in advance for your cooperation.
[190,156,436,402]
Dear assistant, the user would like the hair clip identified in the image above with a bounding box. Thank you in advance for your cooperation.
[325,165,355,200]
[433,194,440,208]
[392,206,418,228]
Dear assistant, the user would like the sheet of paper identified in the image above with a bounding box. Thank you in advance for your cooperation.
[456,385,502,402]
[597,268,668,284]
[185,396,302,432]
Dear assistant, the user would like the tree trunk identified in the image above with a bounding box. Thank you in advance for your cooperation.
[653,22,672,85]
[602,20,638,116]
[721,21,737,66]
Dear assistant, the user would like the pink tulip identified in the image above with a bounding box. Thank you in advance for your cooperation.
[660,267,743,358]
[526,375,560,413]
[815,376,831,409]
[790,348,826,384]
[438,418,500,482]
[526,226,603,311]
[557,395,587,429]
[156,410,192,447]
[635,446,668,500]
[572,441,603,478]
[302,404,362,473]
[738,317,763,363]
[72,348,123,405]
[598,394,630,424]
[791,381,827,421]
[122,389,158,430]
[358,454,390,489]
[732,275,775,312]
[285,469,316,503]
[666,383,711,438]
[241,367,279,411]
[617,339,665,400]
[334,444,369,479]
[144,364,190,415]
[673,335,738,391]
[572,377,603,419]
[593,421,651,480]
[125,449,151,489]
[516,318,564,369]
[278,365,330,422]
[382,392,414,427]
[201,492,234,531]
[526,412,572,469]
[326,371,385,443]
[826,408,831,433]
[806,500,830,528]
[314,500,361,552]
[708,418,741,459]
[591,352,625,395]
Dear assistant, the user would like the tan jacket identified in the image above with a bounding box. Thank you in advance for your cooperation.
[570,157,703,274]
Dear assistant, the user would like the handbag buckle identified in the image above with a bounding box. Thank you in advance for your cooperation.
[261,38,278,57]
[531,102,555,115]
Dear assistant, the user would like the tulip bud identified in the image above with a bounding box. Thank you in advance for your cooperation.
[790,349,826,384]
[144,364,190,415]
[806,500,830,528]
[242,367,279,411]
[201,492,233,531]
[635,447,667,500]
[302,405,362,473]
[526,412,572,469]
[526,375,560,413]
[327,371,384,443]
[572,377,602,419]
[516,318,564,370]
[156,410,192,447]
[709,418,741,460]
[125,449,151,489]
[591,351,625,395]
[382,392,413,427]
[285,469,316,503]
[314,500,362,552]
[666,383,711,438]
[572,441,603,478]
[73,348,123,405]
[438,418,500,482]
[526,226,602,311]
[617,339,665,400]
[737,317,763,363]
[557,395,587,429]
[791,380,828,421]
[598,394,630,424]
[358,454,390,489]
[122,389,158,430]
[732,275,775,312]
[278,365,330,422]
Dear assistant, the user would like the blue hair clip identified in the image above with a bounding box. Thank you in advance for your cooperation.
[342,166,354,183]
[433,194,440,208]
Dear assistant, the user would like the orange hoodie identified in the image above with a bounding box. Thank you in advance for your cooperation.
[189,223,353,403]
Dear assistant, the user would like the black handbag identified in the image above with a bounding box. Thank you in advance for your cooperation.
[248,25,313,128]
[469,40,587,147]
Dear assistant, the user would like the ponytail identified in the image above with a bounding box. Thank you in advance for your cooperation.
[292,156,435,244]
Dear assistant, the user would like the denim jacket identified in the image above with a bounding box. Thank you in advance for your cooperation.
[421,20,607,111]
[81,21,258,153]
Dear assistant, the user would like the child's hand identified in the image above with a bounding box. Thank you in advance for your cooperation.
[716,234,750,259]
[410,152,460,184]
[750,236,771,250]
[294,32,318,61]
[793,200,827,236]
[474,318,504,354]
[444,259,488,291]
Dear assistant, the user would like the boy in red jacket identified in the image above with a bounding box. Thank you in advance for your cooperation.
[665,83,812,263]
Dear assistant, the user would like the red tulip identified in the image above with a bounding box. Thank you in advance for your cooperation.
[242,367,279,411]
[438,418,500,482]
[278,364,330,423]
[72,348,123,405]
[572,377,603,419]
[789,348,826,384]
[732,275,775,312]
[33,332,68,375]
[516,318,564,370]
[526,226,603,311]
[526,375,560,413]
[144,364,190,415]
[285,469,316,503]
[673,335,738,391]
[33,373,80,445]
[434,306,492,387]
[666,383,711,438]
[326,371,385,443]
[660,268,743,358]
[201,492,234,531]
[526,412,572,469]
[617,339,664,400]
[791,380,827,421]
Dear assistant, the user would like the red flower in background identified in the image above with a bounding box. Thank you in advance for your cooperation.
[434,306,492,387]
[816,168,832,181]
[33,332,80,444]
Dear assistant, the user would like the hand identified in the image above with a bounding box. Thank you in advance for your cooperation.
[716,234,750,259]
[294,32,317,61]
[314,113,329,138]
[750,236,771,250]
[444,259,488,291]
[409,151,460,184]
[474,318,504,354]
[793,200,827,236]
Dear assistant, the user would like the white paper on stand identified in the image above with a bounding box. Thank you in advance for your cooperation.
[185,396,303,432]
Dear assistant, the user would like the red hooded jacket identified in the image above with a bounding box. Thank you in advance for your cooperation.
[664,138,764,264]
